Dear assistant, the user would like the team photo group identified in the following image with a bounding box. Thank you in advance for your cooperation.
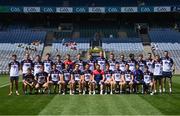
[8,50,175,96]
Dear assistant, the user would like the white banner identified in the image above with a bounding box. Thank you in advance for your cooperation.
[89,7,105,13]
[121,7,137,12]
[154,7,171,12]
[56,7,73,13]
[23,7,40,13]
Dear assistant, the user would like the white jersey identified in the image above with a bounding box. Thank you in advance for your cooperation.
[43,60,53,73]
[161,57,173,72]
[9,61,20,77]
[108,60,116,71]
[143,71,153,84]
[21,59,33,74]
[113,69,123,82]
[153,61,163,76]
[33,61,43,76]
[146,59,154,73]
[119,61,126,72]
[96,57,107,71]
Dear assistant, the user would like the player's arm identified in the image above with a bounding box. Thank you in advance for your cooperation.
[112,74,115,82]
[121,74,125,83]
[8,63,11,72]
[47,74,51,83]
[60,74,64,82]
[131,74,134,83]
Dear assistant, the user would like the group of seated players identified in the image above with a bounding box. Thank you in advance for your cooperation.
[8,51,175,95]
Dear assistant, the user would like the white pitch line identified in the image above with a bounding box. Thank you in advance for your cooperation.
[0,83,9,88]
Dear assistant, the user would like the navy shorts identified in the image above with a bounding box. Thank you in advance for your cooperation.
[154,75,163,80]
[22,74,26,80]
[115,81,120,85]
[52,81,58,85]
[10,76,19,81]
[162,72,172,78]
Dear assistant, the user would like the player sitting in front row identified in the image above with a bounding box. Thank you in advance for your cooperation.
[124,64,134,93]
[104,63,113,95]
[48,64,65,94]
[112,63,125,94]
[142,66,154,95]
[23,68,35,95]
[35,65,48,94]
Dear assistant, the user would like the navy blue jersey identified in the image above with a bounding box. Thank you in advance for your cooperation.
[24,73,34,83]
[133,69,143,81]
[61,69,72,81]
[49,69,60,82]
[36,72,48,84]
[93,70,104,82]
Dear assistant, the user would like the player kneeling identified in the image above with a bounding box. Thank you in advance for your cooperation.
[143,66,154,95]
[23,68,35,95]
[48,64,65,94]
[35,66,48,94]
[112,63,125,94]
[124,64,134,93]
[69,64,83,95]
[82,64,93,95]
[104,63,113,95]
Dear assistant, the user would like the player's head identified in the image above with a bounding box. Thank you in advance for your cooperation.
[144,65,149,72]
[64,64,69,69]
[77,53,81,59]
[52,64,56,70]
[88,53,92,59]
[138,54,143,60]
[129,53,134,60]
[106,63,110,70]
[95,64,100,70]
[74,64,79,70]
[155,54,160,60]
[39,65,44,72]
[24,53,30,60]
[99,51,104,58]
[147,53,152,59]
[85,63,90,70]
[109,52,114,59]
[66,54,71,60]
[35,55,41,61]
[45,53,50,60]
[125,64,130,70]
[115,63,120,69]
[120,54,124,61]
[11,54,17,61]
[56,54,61,61]
[135,64,139,69]
[27,68,32,74]
[164,51,169,57]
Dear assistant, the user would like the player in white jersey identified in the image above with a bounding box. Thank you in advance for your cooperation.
[124,64,134,93]
[119,54,126,72]
[43,53,53,74]
[127,53,137,72]
[146,53,154,73]
[8,54,20,96]
[96,51,108,71]
[161,51,175,93]
[85,53,95,71]
[54,54,64,72]
[112,63,125,94]
[104,63,113,95]
[108,53,116,71]
[153,55,163,94]
[33,55,43,76]
[73,53,84,72]
[137,54,146,72]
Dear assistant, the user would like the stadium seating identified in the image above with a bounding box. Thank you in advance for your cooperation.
[0,30,46,74]
[149,29,180,70]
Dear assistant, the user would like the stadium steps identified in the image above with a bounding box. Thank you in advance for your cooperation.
[143,45,153,56]
[141,34,151,45]
[42,45,52,58]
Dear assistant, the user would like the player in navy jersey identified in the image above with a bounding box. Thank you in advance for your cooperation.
[43,53,53,74]
[92,64,105,95]
[54,54,64,72]
[8,54,20,96]
[146,53,154,73]
[85,53,95,71]
[112,63,125,94]
[33,55,43,76]
[127,54,137,72]
[69,64,83,95]
[124,64,134,93]
[35,66,48,94]
[61,64,72,94]
[153,54,163,94]
[142,66,154,95]
[133,64,144,93]
[104,63,113,95]
[82,64,93,95]
[108,53,116,71]
[23,68,35,95]
[119,54,126,72]
[137,54,146,72]
[21,53,33,94]
[96,51,108,71]
[73,53,84,71]
[161,51,175,93]
[48,64,65,94]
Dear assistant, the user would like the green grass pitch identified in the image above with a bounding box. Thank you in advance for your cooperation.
[0,75,180,115]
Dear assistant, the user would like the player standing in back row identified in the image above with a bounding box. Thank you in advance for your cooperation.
[161,51,175,94]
